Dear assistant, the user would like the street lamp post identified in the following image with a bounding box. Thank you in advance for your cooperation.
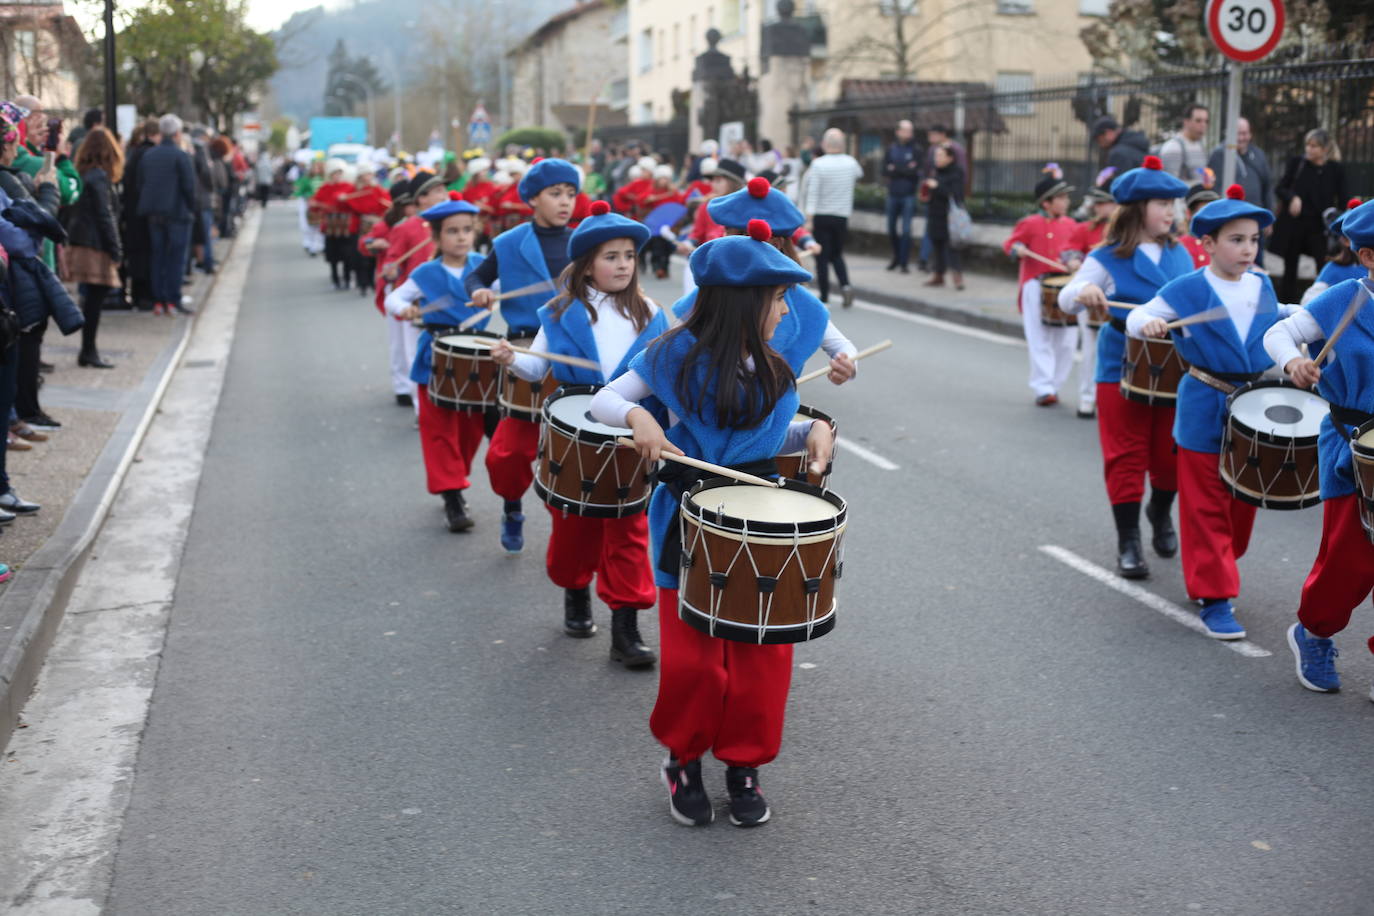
[103,0,116,130]
[330,73,375,145]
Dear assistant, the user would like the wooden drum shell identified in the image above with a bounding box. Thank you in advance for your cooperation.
[1120,336,1187,405]
[428,331,501,412]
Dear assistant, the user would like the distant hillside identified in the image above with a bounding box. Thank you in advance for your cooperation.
[268,0,569,126]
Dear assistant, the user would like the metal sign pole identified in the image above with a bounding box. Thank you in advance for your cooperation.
[1222,60,1243,189]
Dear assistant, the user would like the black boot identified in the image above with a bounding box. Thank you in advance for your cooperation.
[441,490,473,532]
[564,587,596,637]
[610,607,656,668]
[1145,489,1178,558]
[1112,501,1149,579]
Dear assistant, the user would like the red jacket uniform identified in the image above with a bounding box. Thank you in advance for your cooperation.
[613,178,652,215]
[359,219,393,314]
[1069,218,1107,255]
[313,181,360,234]
[686,197,726,246]
[1003,213,1079,286]
[380,216,434,299]
[1179,234,1210,268]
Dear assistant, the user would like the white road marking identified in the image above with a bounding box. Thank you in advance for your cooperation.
[835,437,899,470]
[1038,544,1272,658]
[853,300,1025,347]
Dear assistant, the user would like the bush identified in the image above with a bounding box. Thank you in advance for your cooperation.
[494,127,567,153]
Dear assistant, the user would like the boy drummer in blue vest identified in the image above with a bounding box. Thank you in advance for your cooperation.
[464,158,581,552]
[1265,198,1374,696]
[590,222,834,828]
[385,199,490,532]
[489,201,669,664]
[1127,185,1299,640]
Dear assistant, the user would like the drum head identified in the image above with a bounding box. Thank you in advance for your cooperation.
[436,334,494,352]
[1230,384,1328,440]
[1358,423,1374,449]
[1041,275,1070,291]
[689,484,841,524]
[545,392,630,437]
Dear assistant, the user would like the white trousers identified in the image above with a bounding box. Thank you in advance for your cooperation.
[1078,324,1098,407]
[388,317,415,396]
[1020,279,1077,397]
[297,198,324,254]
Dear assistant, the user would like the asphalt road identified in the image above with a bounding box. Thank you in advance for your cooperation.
[106,209,1374,915]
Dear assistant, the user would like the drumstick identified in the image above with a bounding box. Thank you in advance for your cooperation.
[1165,304,1231,330]
[394,237,435,265]
[1312,278,1372,365]
[796,339,893,384]
[506,345,600,371]
[1076,298,1141,310]
[614,437,782,488]
[1019,248,1071,273]
[456,279,562,330]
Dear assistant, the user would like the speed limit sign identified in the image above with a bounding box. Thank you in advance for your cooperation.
[1206,0,1285,62]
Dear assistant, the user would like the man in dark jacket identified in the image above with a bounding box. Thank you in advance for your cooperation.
[123,119,159,309]
[137,113,196,315]
[1092,116,1149,186]
[189,128,216,273]
[882,119,921,272]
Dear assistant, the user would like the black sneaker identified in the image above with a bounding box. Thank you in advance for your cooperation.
[442,490,473,532]
[395,393,413,408]
[661,757,713,826]
[20,413,61,431]
[725,766,771,827]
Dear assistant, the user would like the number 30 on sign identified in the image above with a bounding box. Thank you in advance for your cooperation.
[1206,0,1285,62]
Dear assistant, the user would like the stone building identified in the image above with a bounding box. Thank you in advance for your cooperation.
[0,0,86,115]
[506,0,629,138]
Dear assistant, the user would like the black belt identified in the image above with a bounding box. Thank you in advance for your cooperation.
[656,458,778,577]
[1330,404,1374,429]
[1109,317,1127,333]
[423,323,460,335]
[1187,365,1263,395]
[507,327,538,341]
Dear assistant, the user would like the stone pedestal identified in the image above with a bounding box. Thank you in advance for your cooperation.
[757,55,809,149]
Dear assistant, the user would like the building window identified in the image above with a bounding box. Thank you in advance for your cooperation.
[995,71,1034,116]
[610,7,628,41]
[996,0,1034,13]
[14,30,37,63]
[1078,0,1109,13]
[689,16,697,53]
[657,29,664,68]
[637,101,654,125]
[609,77,629,109]
[673,23,680,60]
[880,0,917,13]
[638,28,653,72]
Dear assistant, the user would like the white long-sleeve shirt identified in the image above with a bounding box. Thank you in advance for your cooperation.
[800,154,863,218]
[1123,269,1290,342]
[507,289,660,382]
[1263,310,1326,370]
[589,367,815,455]
[1058,242,1163,314]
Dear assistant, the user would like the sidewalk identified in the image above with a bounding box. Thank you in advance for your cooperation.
[838,248,1024,337]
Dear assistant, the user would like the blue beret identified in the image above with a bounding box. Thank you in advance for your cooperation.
[707,177,805,233]
[1190,188,1274,237]
[1341,199,1374,250]
[420,199,480,222]
[1110,155,1189,204]
[518,157,581,203]
[568,200,650,260]
[689,222,813,288]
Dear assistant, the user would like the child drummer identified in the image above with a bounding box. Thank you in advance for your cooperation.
[1264,198,1374,696]
[489,201,668,663]
[384,199,490,533]
[1127,186,1297,639]
[1065,187,1119,419]
[1003,168,1081,408]
[589,222,834,828]
[465,158,582,554]
[380,173,451,407]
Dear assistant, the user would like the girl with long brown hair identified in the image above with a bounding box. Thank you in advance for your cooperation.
[66,126,124,367]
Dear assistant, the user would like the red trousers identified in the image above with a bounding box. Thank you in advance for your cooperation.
[1096,382,1177,505]
[416,385,487,493]
[1178,447,1257,601]
[485,416,541,502]
[1298,494,1374,639]
[545,509,656,609]
[650,588,793,768]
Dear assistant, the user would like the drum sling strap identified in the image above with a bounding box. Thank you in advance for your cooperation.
[1330,404,1374,432]
[1187,366,1264,395]
[1109,317,1127,333]
[655,458,779,577]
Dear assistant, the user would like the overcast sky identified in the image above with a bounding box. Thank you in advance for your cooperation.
[70,0,346,35]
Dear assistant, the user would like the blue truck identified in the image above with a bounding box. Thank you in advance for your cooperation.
[308,117,369,152]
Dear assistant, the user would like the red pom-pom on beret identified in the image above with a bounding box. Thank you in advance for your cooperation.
[747,176,771,198]
[531,156,544,165]
[448,190,462,200]
[747,218,772,242]
[1142,155,1163,171]
[589,200,611,216]
[1225,184,1245,200]
[1348,198,1363,211]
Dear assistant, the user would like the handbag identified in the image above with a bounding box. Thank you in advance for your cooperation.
[948,200,974,248]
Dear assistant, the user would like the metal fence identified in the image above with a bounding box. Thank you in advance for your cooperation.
[790,52,1374,223]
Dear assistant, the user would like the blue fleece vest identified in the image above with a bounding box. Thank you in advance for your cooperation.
[630,330,799,588]
[1308,278,1374,499]
[407,254,489,386]
[536,296,670,385]
[1159,268,1281,453]
[490,222,559,336]
[1316,260,1367,288]
[1090,242,1194,384]
[671,285,830,375]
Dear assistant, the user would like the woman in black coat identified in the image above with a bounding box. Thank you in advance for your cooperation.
[1271,128,1346,302]
[122,119,159,310]
[65,126,123,368]
[922,144,966,290]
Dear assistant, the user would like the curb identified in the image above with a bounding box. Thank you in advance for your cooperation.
[0,238,240,743]
[849,283,1025,340]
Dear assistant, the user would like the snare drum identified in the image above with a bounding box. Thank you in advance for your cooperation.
[534,386,655,517]
[1084,302,1109,330]
[1219,380,1329,510]
[1039,275,1077,327]
[774,405,837,488]
[1351,419,1374,542]
[428,331,501,412]
[678,479,846,644]
[498,336,557,422]
[1120,336,1187,405]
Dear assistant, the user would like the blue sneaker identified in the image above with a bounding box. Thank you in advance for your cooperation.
[1199,600,1246,640]
[1287,622,1340,693]
[500,511,525,553]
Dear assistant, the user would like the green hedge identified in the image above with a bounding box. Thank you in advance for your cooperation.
[494,127,567,152]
